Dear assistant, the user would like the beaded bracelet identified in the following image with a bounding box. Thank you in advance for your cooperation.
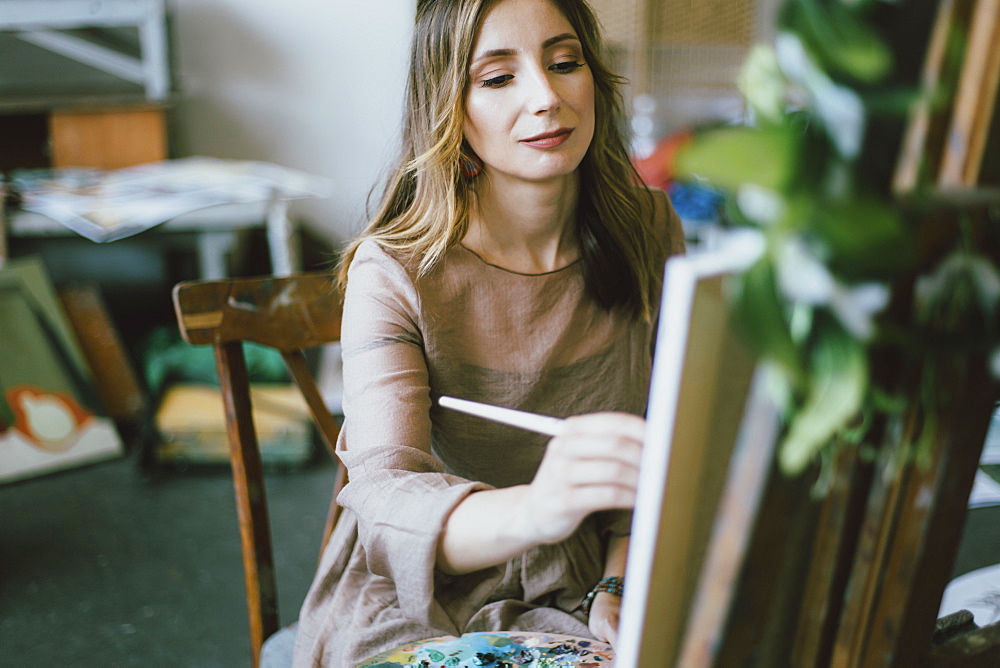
[581,576,624,617]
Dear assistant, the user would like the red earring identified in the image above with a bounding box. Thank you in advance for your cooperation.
[459,151,483,178]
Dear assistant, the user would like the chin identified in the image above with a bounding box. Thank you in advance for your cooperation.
[499,158,585,183]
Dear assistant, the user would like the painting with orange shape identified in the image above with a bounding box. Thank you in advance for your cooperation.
[7,385,93,453]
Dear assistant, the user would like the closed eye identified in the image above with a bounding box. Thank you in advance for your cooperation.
[482,73,514,88]
[480,61,584,88]
[550,61,585,73]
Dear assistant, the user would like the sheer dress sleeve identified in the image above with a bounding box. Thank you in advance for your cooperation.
[335,241,502,630]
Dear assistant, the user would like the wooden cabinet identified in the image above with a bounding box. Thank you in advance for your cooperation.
[49,104,167,170]
[0,0,172,170]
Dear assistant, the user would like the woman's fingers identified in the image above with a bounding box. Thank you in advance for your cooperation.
[520,412,647,544]
[545,413,644,487]
[558,457,640,489]
[546,433,643,468]
[560,412,647,442]
[563,483,637,513]
[588,592,622,646]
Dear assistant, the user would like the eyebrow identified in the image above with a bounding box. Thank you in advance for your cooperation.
[472,33,580,64]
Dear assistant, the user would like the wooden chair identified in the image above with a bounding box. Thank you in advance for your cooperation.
[172,272,346,667]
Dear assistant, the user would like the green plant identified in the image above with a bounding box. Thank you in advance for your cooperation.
[675,0,1000,480]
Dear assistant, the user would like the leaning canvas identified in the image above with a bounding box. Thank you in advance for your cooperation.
[616,231,779,667]
[0,257,123,484]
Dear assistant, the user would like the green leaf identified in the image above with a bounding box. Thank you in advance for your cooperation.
[808,197,914,281]
[779,325,868,475]
[731,257,805,390]
[675,126,800,193]
[785,0,893,83]
[859,87,931,116]
[738,45,788,125]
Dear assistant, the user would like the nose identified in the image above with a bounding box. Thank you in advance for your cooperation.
[525,67,561,115]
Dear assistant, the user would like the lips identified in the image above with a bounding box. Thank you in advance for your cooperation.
[520,128,573,148]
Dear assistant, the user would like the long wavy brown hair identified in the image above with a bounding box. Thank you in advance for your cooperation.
[336,0,661,320]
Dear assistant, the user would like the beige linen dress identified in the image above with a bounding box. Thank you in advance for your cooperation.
[293,191,685,666]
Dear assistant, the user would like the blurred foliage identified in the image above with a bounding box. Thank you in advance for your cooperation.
[675,0,1000,481]
[141,326,288,400]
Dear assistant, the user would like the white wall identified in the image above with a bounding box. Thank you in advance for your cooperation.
[168,0,416,248]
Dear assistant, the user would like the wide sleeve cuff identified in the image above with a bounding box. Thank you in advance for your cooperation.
[597,509,633,538]
[338,442,506,632]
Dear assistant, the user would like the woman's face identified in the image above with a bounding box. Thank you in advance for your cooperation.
[463,0,595,185]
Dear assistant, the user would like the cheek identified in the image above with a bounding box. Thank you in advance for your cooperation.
[463,95,494,149]
[580,81,596,125]
[464,96,518,159]
[571,84,596,146]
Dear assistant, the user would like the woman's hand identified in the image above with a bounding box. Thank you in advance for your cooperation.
[436,413,642,575]
[517,412,645,546]
[588,591,623,646]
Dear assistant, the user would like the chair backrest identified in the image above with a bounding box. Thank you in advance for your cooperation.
[172,272,345,668]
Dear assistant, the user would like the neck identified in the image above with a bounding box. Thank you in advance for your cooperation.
[464,172,580,274]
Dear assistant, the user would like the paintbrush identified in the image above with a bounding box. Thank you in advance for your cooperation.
[437,396,565,437]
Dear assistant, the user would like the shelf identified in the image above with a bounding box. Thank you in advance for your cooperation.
[0,92,177,115]
[0,0,170,102]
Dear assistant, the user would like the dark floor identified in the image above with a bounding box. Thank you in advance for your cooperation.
[1,449,336,667]
[2,433,998,667]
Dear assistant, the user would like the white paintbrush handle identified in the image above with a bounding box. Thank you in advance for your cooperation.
[437,396,565,437]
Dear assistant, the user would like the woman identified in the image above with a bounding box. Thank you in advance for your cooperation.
[293,0,685,664]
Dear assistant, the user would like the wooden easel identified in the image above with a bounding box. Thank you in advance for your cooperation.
[668,1,1000,665]
[894,0,1000,193]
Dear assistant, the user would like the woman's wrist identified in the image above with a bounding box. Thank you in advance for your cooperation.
[437,485,535,574]
[581,575,624,617]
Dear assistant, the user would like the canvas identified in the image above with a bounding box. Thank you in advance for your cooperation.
[616,230,775,667]
[0,257,123,484]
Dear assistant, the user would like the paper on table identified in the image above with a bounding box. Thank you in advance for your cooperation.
[12,157,331,243]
